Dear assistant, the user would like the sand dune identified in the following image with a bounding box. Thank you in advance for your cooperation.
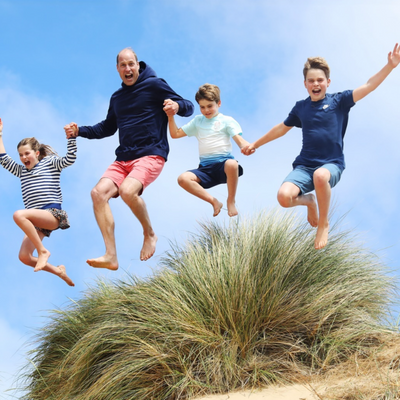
[195,384,320,400]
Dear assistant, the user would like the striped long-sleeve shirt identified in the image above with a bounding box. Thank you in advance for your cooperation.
[0,138,77,209]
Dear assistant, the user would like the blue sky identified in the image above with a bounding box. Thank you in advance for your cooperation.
[1,0,399,396]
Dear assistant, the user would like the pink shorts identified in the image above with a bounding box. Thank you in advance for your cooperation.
[102,156,165,194]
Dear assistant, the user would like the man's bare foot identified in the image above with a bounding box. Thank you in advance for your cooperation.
[305,194,318,227]
[57,265,75,287]
[212,199,223,217]
[34,249,51,272]
[140,234,157,261]
[87,255,119,270]
[314,223,329,250]
[227,200,238,217]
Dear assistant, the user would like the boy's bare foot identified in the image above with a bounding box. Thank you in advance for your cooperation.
[140,234,157,261]
[34,249,51,272]
[314,223,329,250]
[212,199,223,217]
[305,194,318,227]
[227,200,238,217]
[57,265,75,287]
[87,255,119,270]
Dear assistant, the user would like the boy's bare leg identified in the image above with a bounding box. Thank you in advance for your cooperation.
[225,160,239,217]
[87,178,119,270]
[119,177,158,261]
[19,235,75,286]
[277,182,319,227]
[13,209,59,272]
[313,168,331,250]
[178,172,223,217]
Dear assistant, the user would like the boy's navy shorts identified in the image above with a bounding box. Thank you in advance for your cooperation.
[283,163,342,195]
[189,160,243,189]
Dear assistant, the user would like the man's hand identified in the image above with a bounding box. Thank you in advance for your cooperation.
[163,99,179,117]
[64,122,79,138]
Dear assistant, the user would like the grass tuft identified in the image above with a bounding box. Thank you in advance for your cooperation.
[19,210,395,399]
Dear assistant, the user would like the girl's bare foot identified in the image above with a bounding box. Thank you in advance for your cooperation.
[34,249,51,272]
[212,199,223,217]
[227,200,238,217]
[87,255,119,270]
[57,265,75,287]
[140,234,158,261]
[314,222,329,249]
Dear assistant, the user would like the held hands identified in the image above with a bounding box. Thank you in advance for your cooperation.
[388,43,400,69]
[163,99,179,117]
[64,122,79,138]
[241,143,256,156]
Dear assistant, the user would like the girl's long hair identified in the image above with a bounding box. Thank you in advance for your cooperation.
[17,137,58,161]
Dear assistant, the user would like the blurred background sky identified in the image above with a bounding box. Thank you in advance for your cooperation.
[0,0,399,397]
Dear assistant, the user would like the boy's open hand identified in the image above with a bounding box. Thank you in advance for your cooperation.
[388,43,400,69]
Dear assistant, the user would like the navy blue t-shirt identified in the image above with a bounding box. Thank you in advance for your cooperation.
[284,90,355,171]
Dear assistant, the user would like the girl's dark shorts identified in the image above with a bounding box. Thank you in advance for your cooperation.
[36,208,70,238]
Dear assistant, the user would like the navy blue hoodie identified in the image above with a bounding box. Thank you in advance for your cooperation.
[78,62,194,162]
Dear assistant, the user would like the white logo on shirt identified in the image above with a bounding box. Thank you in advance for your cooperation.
[213,121,221,131]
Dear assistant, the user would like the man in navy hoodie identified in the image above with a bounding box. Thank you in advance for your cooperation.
[64,48,194,269]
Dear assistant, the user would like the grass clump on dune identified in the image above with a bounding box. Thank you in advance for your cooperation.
[20,211,395,399]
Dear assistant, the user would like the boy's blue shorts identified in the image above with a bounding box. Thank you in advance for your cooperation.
[189,160,243,189]
[283,164,342,195]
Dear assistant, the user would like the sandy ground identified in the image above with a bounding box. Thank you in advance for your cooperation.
[195,384,320,400]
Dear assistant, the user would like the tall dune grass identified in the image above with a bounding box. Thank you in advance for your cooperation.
[20,211,395,399]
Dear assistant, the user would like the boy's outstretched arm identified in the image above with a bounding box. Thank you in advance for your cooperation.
[0,118,6,154]
[165,105,187,139]
[353,43,400,103]
[233,134,250,150]
[241,122,292,156]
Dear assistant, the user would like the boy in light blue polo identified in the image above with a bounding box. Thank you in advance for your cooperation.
[166,83,249,217]
[242,43,400,249]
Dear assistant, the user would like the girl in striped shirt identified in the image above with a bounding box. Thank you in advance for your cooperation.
[0,118,76,286]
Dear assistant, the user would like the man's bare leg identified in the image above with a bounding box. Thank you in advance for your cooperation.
[19,235,75,286]
[178,172,223,217]
[313,168,331,250]
[87,178,119,270]
[277,182,319,227]
[225,160,239,217]
[119,177,158,261]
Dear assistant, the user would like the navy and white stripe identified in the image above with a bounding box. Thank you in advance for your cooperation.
[0,138,77,209]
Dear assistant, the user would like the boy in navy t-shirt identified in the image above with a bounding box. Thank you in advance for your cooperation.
[243,43,400,249]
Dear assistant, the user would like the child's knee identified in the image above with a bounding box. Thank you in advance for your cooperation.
[177,172,191,187]
[224,159,238,172]
[277,188,293,208]
[13,210,24,223]
[313,169,331,188]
